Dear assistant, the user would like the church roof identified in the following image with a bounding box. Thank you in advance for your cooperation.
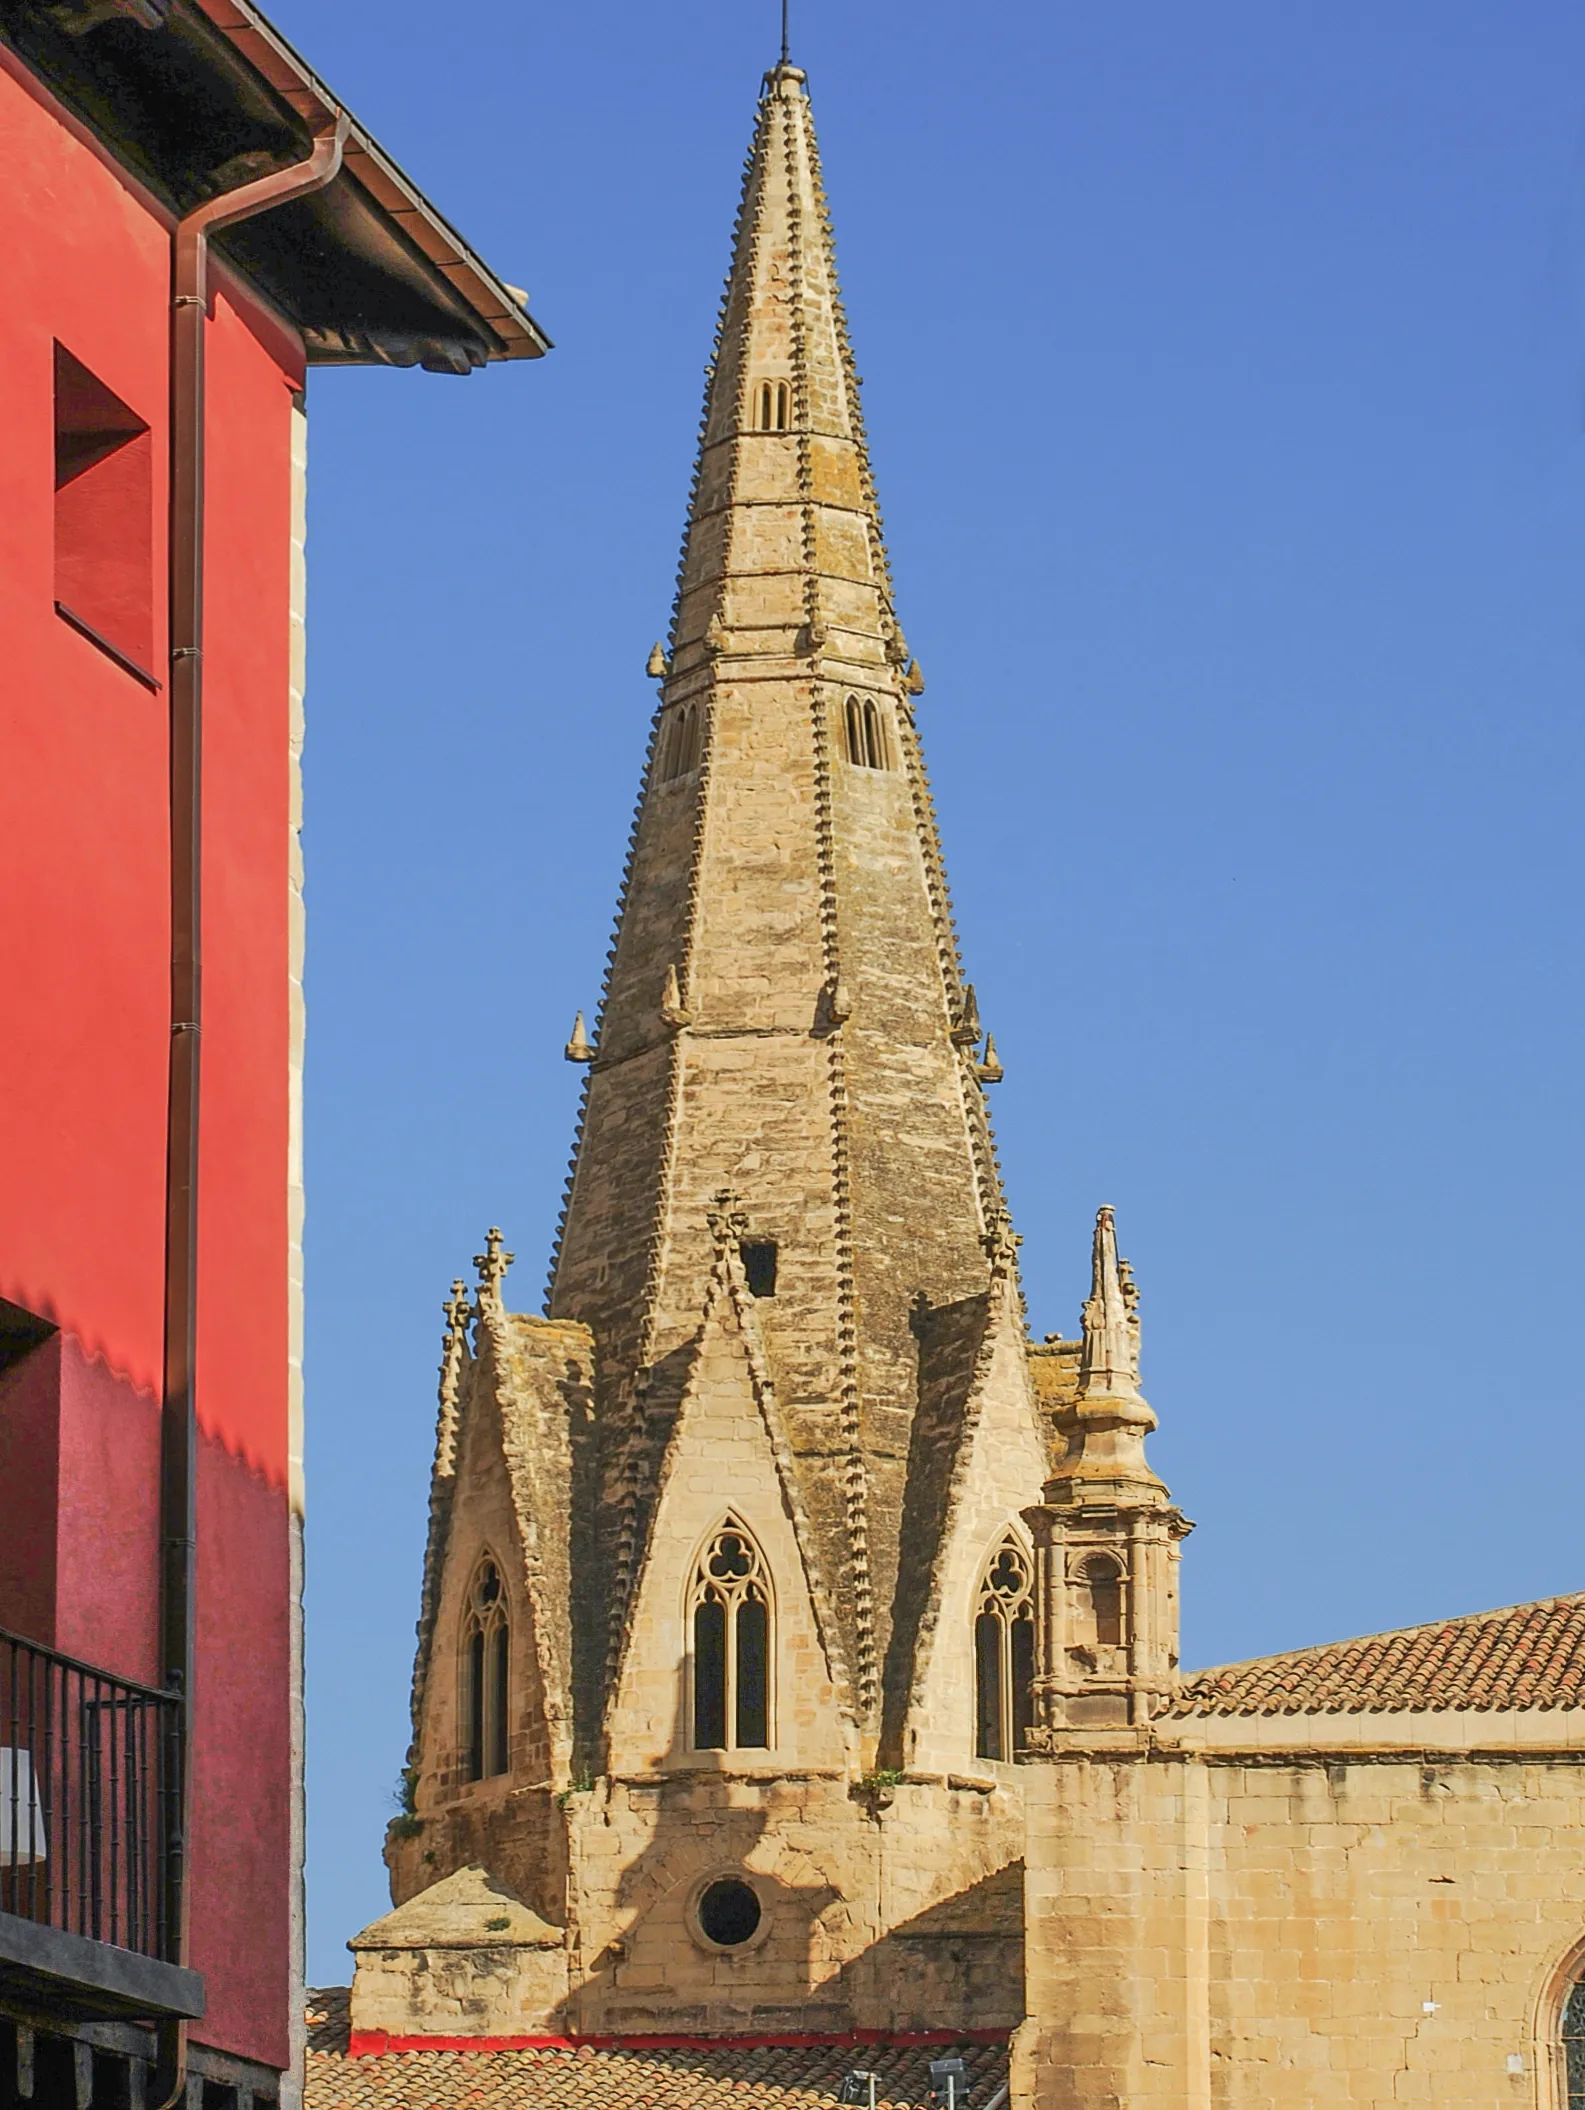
[305,1991,1010,2110]
[1166,1592,1585,1718]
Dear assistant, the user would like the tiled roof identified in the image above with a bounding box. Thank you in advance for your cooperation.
[306,1992,1010,2110]
[1167,1592,1585,1718]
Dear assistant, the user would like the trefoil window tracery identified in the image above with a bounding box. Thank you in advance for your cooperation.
[689,1517,772,1753]
[973,1533,1035,1763]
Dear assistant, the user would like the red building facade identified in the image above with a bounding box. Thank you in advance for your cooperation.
[0,3,546,2101]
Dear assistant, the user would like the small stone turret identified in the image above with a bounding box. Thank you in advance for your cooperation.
[1025,1207,1190,1735]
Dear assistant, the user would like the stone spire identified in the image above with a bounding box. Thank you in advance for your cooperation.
[1076,1205,1142,1404]
[546,61,1008,1731]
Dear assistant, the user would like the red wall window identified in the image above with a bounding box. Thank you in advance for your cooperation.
[53,342,155,685]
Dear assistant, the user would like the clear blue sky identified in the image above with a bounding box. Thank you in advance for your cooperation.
[274,0,1585,1985]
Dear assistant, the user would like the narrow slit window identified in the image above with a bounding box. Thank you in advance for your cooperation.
[54,343,155,684]
[460,1555,510,1781]
[862,699,887,770]
[974,1535,1035,1762]
[845,697,865,766]
[689,1518,773,1751]
[774,381,790,430]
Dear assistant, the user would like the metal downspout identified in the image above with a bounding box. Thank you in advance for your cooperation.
[155,111,348,2110]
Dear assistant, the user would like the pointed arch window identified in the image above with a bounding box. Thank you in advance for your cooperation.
[461,1555,509,1781]
[974,1535,1035,1763]
[689,1517,772,1752]
[1563,1971,1585,2108]
[843,694,890,771]
[659,703,702,782]
[755,379,791,432]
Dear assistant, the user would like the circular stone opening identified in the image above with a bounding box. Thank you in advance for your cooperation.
[696,1877,762,1948]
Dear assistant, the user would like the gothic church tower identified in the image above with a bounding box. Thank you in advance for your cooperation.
[372,60,1074,2042]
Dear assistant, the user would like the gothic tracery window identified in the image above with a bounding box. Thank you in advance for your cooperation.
[461,1555,509,1781]
[1564,1972,1585,2109]
[974,1534,1035,1763]
[690,1517,772,1752]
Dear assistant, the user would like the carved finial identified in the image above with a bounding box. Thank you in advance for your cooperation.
[1077,1206,1141,1401]
[564,1011,593,1063]
[704,611,728,657]
[905,659,926,697]
[473,1227,514,1310]
[646,641,671,680]
[828,975,853,1024]
[883,620,908,668]
[661,962,692,1029]
[980,1209,1022,1268]
[443,1277,471,1342]
[975,1032,1004,1085]
[801,614,828,656]
[952,983,982,1047]
[707,1187,751,1243]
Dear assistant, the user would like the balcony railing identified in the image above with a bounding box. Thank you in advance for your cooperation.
[0,1626,179,1963]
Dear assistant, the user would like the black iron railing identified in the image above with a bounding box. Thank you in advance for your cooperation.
[0,1626,179,1961]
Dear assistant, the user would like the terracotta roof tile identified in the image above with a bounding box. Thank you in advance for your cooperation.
[305,1992,1009,2110]
[1166,1592,1585,1719]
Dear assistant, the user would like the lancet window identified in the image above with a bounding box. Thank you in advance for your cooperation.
[754,379,791,432]
[973,1534,1035,1763]
[690,1517,772,1752]
[843,694,890,771]
[659,703,701,782]
[460,1555,509,1781]
[1564,1973,1585,2109]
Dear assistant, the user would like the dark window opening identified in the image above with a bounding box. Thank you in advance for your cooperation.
[54,344,155,685]
[735,1594,769,1749]
[693,1595,728,1750]
[740,1241,778,1298]
[697,1877,761,1947]
[974,1611,1004,1762]
[0,1298,57,1380]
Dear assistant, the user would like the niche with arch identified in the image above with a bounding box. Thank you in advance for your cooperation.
[460,1553,510,1781]
[1067,1552,1126,1668]
[843,694,891,771]
[689,1516,773,1752]
[973,1534,1035,1762]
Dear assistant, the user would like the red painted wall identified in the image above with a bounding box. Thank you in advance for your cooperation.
[0,55,302,2077]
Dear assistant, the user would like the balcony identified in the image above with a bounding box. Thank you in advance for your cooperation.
[0,1627,203,2024]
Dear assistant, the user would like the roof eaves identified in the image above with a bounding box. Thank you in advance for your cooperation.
[192,0,551,360]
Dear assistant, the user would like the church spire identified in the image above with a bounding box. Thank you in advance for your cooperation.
[547,63,1008,1732]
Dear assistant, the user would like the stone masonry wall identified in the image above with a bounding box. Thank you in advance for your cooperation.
[1019,1736,1585,2110]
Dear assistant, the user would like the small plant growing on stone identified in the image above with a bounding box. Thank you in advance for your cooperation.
[386,1764,423,1840]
